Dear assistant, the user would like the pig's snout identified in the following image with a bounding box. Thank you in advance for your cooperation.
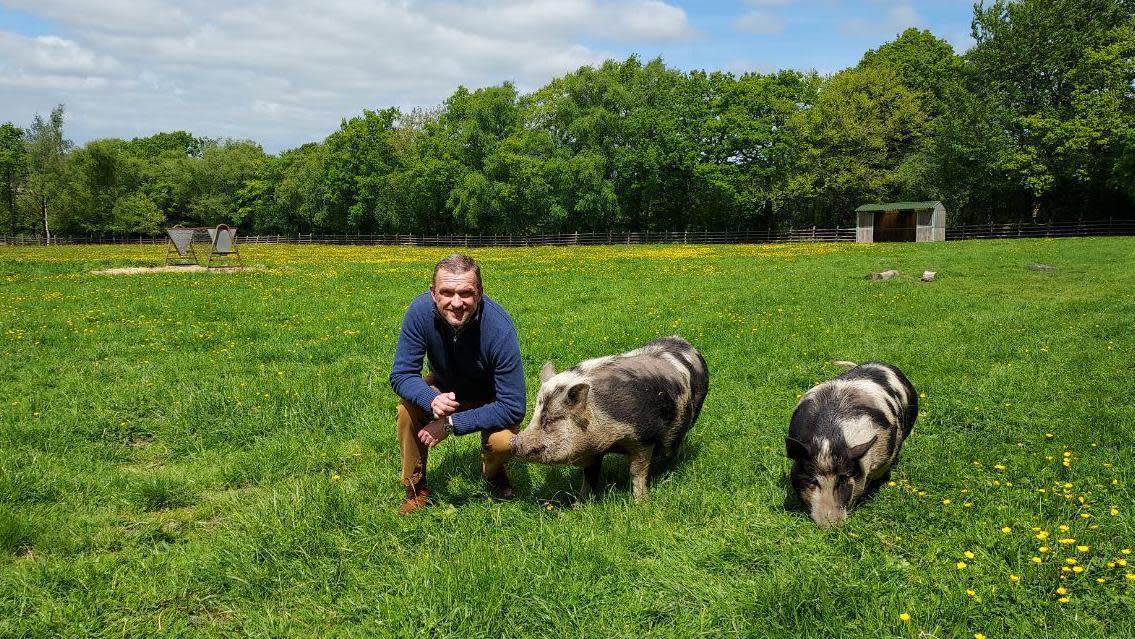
[810,507,847,529]
[509,434,545,459]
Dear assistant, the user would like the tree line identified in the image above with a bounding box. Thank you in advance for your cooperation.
[2,0,1132,239]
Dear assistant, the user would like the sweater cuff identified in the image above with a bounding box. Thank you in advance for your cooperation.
[413,388,440,416]
[449,411,477,436]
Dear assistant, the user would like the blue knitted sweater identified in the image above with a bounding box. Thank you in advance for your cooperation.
[389,292,526,435]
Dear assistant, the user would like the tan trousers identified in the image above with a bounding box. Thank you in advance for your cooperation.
[396,379,518,489]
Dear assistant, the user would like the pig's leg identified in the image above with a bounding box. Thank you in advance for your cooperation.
[629,445,654,503]
[580,455,604,502]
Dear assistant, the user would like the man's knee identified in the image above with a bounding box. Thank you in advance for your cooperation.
[482,426,519,455]
[397,397,430,430]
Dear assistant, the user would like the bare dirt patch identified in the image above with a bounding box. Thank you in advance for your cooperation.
[92,265,248,275]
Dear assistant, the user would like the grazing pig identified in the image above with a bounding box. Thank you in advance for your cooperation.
[511,336,709,502]
[786,361,917,528]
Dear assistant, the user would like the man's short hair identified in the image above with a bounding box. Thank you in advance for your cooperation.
[432,253,482,291]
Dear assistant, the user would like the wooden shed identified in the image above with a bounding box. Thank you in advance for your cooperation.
[855,201,946,243]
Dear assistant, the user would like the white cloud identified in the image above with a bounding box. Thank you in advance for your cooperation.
[841,3,922,37]
[0,0,694,151]
[732,10,786,35]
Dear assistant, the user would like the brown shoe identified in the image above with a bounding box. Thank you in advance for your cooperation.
[486,474,515,500]
[399,489,430,515]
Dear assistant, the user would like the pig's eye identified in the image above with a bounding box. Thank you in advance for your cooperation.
[836,474,850,486]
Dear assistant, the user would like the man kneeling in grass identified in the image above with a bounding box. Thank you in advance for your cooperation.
[389,253,526,514]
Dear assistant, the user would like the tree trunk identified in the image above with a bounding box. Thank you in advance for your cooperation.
[42,197,50,245]
[4,169,13,237]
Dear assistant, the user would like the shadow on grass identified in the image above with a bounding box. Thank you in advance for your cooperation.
[517,440,703,506]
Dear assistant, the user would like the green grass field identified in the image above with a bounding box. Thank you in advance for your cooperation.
[1,238,1133,638]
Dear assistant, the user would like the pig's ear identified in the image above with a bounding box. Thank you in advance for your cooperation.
[540,361,556,383]
[565,382,590,409]
[785,437,811,460]
[847,435,878,462]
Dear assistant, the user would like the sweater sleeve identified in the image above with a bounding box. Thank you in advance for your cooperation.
[448,313,526,435]
[389,301,440,415]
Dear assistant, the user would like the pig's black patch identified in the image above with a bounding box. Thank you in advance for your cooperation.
[593,366,685,447]
[841,362,919,435]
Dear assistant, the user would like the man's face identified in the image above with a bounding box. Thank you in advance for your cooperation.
[431,268,482,328]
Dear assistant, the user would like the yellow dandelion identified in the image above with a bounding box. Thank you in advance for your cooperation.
[964,551,975,559]
[1098,577,1107,584]
[899,613,911,622]
[330,473,341,481]
[1009,574,1020,584]
[1063,451,1072,458]
[1045,433,1054,438]
[1058,596,1071,603]
[1118,559,1128,567]
[966,589,976,597]
[957,561,968,570]
[1001,526,1013,534]
[1108,562,1116,568]
[942,499,952,505]
[964,502,974,508]
[1059,538,1076,545]
[1040,546,1050,553]
[1073,566,1085,574]
[1111,508,1120,516]
[1077,545,1090,553]
[1126,573,1135,581]
[1035,531,1049,540]
[994,464,1006,471]
[1059,524,1070,531]
[1031,557,1043,564]
[1066,558,1077,565]
[1123,549,1132,555]
[1081,513,1091,519]
[1056,587,1068,595]
[975,633,986,639]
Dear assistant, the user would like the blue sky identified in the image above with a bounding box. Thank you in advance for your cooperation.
[0,1,979,152]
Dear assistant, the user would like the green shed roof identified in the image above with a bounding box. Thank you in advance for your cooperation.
[856,201,942,212]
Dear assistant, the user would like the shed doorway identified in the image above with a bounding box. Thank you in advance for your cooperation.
[874,210,916,242]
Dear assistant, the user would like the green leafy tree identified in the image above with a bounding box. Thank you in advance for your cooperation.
[0,123,26,236]
[965,0,1135,220]
[110,192,164,234]
[786,66,928,226]
[323,108,403,232]
[186,139,267,227]
[23,105,73,241]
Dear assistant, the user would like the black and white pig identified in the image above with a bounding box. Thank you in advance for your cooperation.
[786,361,917,528]
[511,336,709,502]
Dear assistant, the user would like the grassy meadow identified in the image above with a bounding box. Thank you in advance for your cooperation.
[1,237,1133,638]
